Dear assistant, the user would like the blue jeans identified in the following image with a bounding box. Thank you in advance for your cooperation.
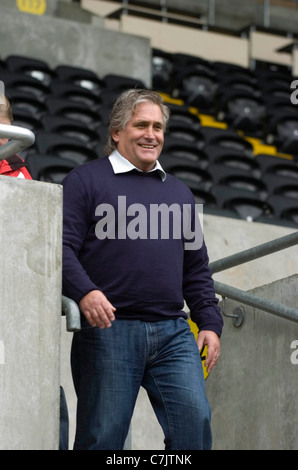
[71,318,212,450]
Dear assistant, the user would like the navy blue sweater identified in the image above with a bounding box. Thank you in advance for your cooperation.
[62,157,223,337]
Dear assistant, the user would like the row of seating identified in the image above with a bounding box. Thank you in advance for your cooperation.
[152,49,298,153]
[1,53,298,227]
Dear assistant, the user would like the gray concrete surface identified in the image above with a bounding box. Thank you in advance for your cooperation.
[207,274,298,450]
[0,176,62,450]
[0,6,152,87]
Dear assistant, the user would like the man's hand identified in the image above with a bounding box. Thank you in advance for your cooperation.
[197,330,220,373]
[79,290,116,329]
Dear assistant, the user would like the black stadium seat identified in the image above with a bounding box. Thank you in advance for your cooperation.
[216,90,266,137]
[211,186,274,222]
[26,153,77,183]
[205,144,262,177]
[103,74,145,91]
[167,103,201,129]
[8,90,48,118]
[171,66,218,112]
[266,112,298,156]
[41,115,99,147]
[158,150,208,172]
[50,81,103,110]
[5,55,55,86]
[54,64,105,96]
[201,126,254,157]
[45,98,103,128]
[152,48,174,92]
[34,131,100,165]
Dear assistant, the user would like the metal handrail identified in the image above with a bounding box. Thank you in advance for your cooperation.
[210,231,298,274]
[215,280,298,323]
[210,231,298,324]
[0,124,35,160]
[61,295,81,332]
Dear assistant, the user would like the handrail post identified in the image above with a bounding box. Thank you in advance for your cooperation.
[61,296,81,332]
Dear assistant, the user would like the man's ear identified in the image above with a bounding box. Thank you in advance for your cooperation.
[111,130,119,143]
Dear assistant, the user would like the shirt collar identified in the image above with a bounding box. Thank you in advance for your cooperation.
[108,150,166,182]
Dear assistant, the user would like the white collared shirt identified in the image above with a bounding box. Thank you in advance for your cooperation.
[108,149,166,182]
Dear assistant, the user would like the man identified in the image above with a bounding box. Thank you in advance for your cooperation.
[62,89,223,450]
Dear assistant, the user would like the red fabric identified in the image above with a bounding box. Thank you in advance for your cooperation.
[0,154,32,180]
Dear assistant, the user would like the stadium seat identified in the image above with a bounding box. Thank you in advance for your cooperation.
[255,153,298,178]
[26,153,77,183]
[205,144,261,176]
[214,61,256,80]
[34,131,100,165]
[5,55,55,86]
[217,174,267,200]
[210,156,262,180]
[265,112,298,155]
[159,149,208,172]
[166,120,204,144]
[45,98,103,128]
[102,74,145,91]
[0,71,50,101]
[216,89,266,137]
[192,189,217,207]
[267,194,298,227]
[171,66,218,112]
[200,126,254,157]
[217,72,260,97]
[50,80,103,110]
[8,90,48,118]
[162,137,208,166]
[168,165,213,193]
[54,64,105,95]
[211,185,274,221]
[167,103,201,129]
[152,48,174,92]
[41,115,99,147]
[12,110,43,132]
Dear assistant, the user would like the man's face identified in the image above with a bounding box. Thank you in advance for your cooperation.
[112,102,164,172]
[0,116,11,147]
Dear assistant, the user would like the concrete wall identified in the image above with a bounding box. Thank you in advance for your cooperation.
[207,275,298,450]
[120,15,250,67]
[0,6,152,87]
[60,213,298,450]
[0,176,62,450]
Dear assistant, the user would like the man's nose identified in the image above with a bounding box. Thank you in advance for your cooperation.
[144,126,155,138]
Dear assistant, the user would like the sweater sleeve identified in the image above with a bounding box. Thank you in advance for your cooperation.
[182,200,223,338]
[62,169,99,304]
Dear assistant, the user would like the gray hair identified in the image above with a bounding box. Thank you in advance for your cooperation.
[104,88,170,155]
